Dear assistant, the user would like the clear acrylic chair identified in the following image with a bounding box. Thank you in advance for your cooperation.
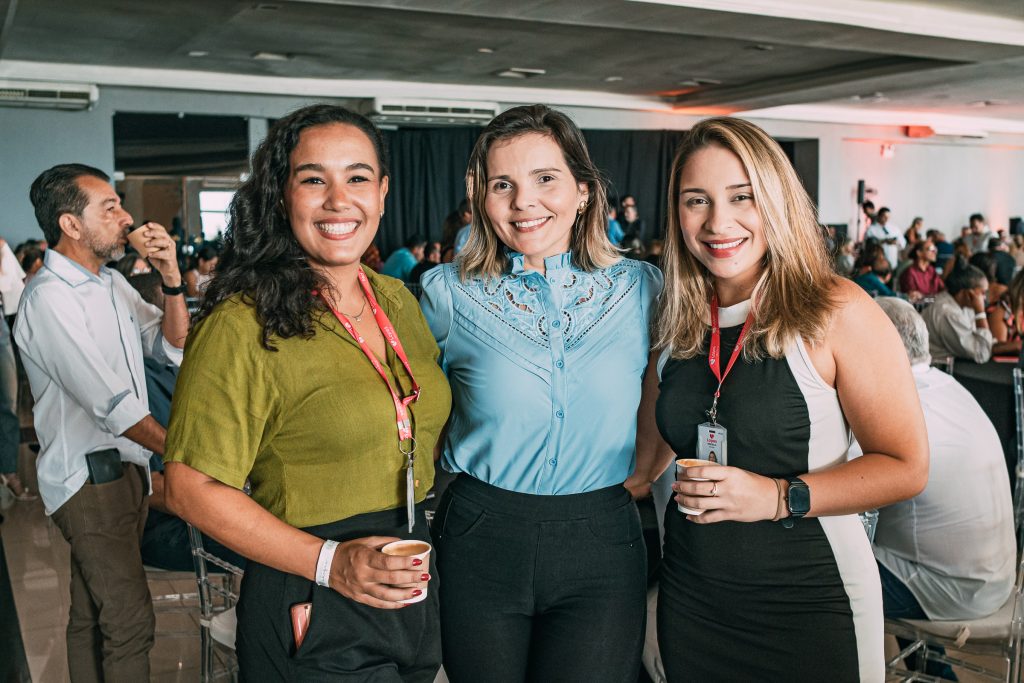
[884,550,1024,682]
[187,523,244,682]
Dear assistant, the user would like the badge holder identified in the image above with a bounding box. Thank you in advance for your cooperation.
[401,436,417,533]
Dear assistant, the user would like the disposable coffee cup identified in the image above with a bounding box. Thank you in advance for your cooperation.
[126,224,153,255]
[676,458,723,516]
[381,540,431,604]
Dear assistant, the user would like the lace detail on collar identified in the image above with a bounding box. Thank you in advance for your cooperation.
[453,260,641,350]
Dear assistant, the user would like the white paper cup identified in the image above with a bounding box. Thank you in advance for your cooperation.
[676,458,723,516]
[126,225,153,255]
[381,540,431,604]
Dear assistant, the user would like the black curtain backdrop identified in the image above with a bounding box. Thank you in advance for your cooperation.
[379,127,478,256]
[375,126,814,258]
[583,129,688,245]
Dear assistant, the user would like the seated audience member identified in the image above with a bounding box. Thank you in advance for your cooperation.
[360,242,384,272]
[19,246,43,283]
[834,235,855,277]
[921,258,1020,363]
[114,252,150,280]
[606,206,624,246]
[1009,235,1024,269]
[408,241,441,286]
[865,206,904,269]
[926,229,954,263]
[898,240,944,301]
[941,239,971,282]
[381,233,427,281]
[860,297,1014,680]
[963,213,993,254]
[127,272,246,572]
[853,252,897,297]
[184,245,218,297]
[988,237,1016,286]
[450,199,473,256]
[902,217,923,255]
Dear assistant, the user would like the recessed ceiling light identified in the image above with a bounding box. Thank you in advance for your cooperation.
[188,50,209,58]
[604,76,623,82]
[255,3,280,10]
[850,91,888,103]
[252,51,291,61]
[746,44,774,51]
[477,47,495,54]
[678,78,721,87]
[494,67,546,79]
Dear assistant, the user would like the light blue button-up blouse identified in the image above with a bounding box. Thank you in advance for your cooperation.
[420,252,663,495]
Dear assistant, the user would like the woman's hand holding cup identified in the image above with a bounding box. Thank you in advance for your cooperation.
[673,461,779,524]
[328,536,431,609]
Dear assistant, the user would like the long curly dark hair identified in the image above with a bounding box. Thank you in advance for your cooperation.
[194,104,389,350]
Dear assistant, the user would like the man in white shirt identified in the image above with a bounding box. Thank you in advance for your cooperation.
[862,297,1015,679]
[963,213,994,255]
[15,163,189,682]
[920,262,1020,363]
[865,206,905,269]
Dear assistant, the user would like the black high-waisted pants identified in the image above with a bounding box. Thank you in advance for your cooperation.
[236,506,440,682]
[432,474,647,683]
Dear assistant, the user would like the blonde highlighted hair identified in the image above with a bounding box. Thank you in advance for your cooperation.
[656,117,839,360]
[458,104,620,280]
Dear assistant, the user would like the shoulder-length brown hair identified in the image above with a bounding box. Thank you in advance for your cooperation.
[458,104,619,279]
[656,116,840,360]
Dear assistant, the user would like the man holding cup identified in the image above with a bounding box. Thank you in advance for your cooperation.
[16,163,188,682]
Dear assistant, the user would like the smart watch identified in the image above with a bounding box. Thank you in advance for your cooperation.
[782,477,810,529]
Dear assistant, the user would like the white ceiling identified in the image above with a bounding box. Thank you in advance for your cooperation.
[1,0,1022,131]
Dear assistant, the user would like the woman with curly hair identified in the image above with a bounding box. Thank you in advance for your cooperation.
[163,104,451,681]
[632,117,927,682]
[420,105,661,682]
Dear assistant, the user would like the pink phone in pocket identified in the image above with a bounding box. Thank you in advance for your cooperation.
[290,602,312,650]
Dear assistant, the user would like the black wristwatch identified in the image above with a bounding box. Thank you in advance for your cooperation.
[161,281,187,296]
[781,477,810,528]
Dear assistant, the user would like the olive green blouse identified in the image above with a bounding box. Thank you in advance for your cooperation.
[164,269,452,528]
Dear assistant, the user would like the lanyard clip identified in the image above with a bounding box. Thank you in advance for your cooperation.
[706,393,719,425]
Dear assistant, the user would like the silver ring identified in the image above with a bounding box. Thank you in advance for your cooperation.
[710,482,719,497]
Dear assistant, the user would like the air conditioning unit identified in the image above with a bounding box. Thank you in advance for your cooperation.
[0,79,98,110]
[361,98,499,126]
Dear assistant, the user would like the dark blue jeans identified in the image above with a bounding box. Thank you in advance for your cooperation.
[879,562,957,681]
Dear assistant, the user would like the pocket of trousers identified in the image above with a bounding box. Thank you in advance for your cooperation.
[586,500,643,547]
[438,495,487,540]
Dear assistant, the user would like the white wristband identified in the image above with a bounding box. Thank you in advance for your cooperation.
[315,540,339,588]
[975,311,987,320]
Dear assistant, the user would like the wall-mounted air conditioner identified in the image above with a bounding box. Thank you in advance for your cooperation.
[0,79,99,110]
[360,98,499,126]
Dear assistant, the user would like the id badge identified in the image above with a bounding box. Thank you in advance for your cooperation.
[405,456,416,533]
[697,422,727,466]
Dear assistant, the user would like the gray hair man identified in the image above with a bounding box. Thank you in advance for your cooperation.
[859,297,1014,679]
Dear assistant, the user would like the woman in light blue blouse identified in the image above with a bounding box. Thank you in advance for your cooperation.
[420,105,662,683]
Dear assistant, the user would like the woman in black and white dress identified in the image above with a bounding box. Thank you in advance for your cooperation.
[628,117,928,682]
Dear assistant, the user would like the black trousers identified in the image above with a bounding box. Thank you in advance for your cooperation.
[432,474,647,683]
[236,506,440,682]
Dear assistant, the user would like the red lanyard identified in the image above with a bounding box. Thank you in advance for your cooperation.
[707,293,754,423]
[322,268,420,451]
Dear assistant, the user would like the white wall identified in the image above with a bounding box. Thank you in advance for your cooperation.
[1,85,1022,245]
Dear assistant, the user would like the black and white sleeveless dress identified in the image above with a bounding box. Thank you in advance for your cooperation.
[655,300,883,683]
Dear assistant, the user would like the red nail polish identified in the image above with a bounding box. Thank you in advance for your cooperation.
[421,573,430,581]
[412,558,423,566]
[412,589,422,596]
